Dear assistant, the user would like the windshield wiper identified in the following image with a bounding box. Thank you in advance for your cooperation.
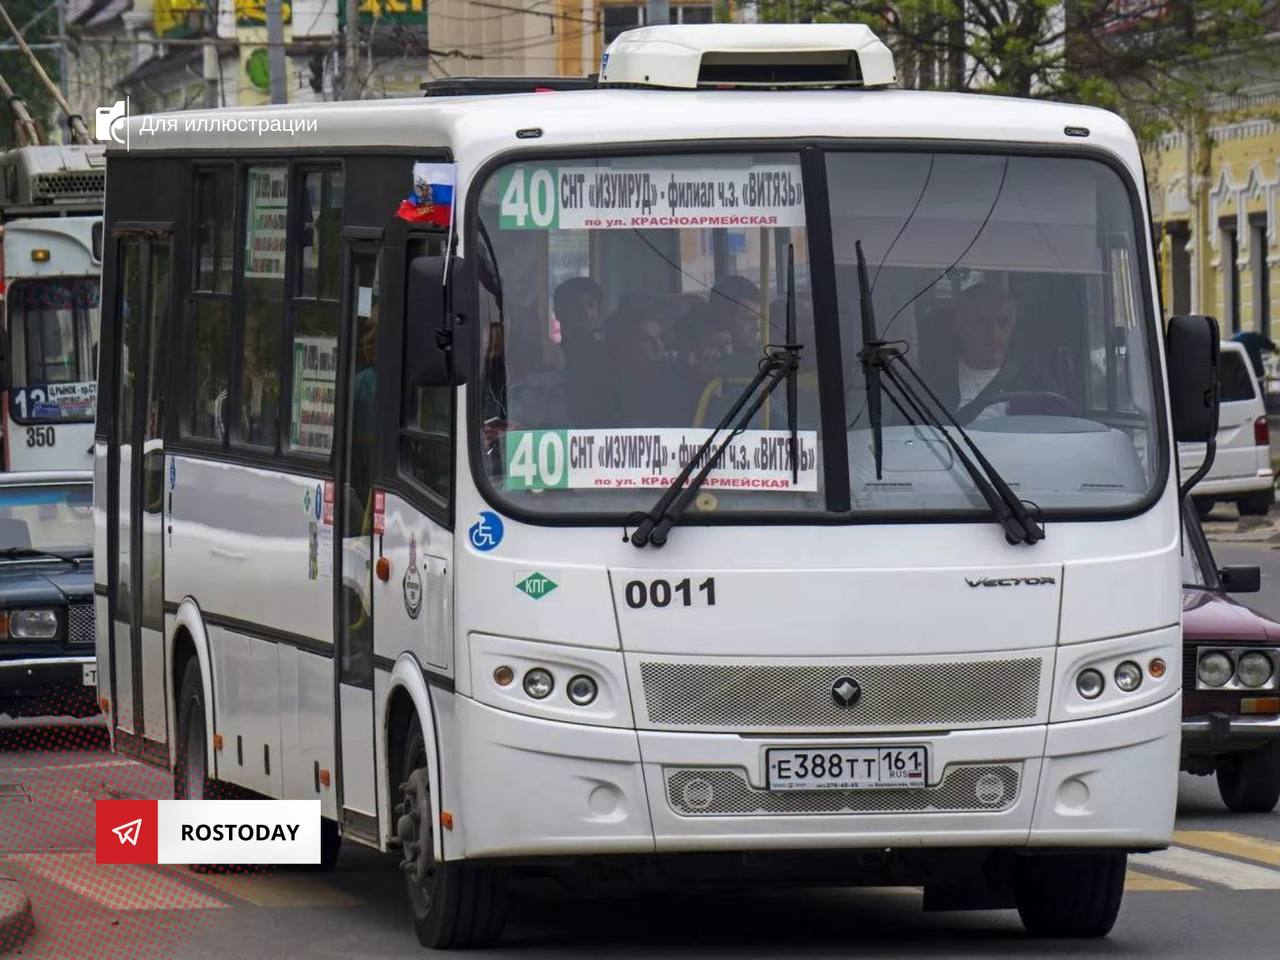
[851,242,1040,545]
[784,243,799,485]
[0,546,89,565]
[854,241,886,480]
[630,342,802,548]
[863,344,1044,545]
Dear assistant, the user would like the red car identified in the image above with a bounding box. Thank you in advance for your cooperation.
[1181,501,1280,812]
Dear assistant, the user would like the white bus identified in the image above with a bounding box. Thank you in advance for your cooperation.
[1,145,105,472]
[94,24,1221,947]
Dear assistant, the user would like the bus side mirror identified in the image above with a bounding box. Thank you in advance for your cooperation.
[407,255,473,386]
[1167,314,1220,443]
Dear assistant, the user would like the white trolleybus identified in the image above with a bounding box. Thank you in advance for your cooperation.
[0,144,105,471]
[94,24,1222,947]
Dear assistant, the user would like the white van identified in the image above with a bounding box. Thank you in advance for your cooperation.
[1182,340,1274,516]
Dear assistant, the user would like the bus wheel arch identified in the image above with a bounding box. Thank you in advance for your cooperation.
[385,665,506,949]
[383,660,443,861]
[168,601,216,781]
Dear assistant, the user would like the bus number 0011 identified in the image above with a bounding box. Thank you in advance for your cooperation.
[26,426,56,448]
[624,577,716,609]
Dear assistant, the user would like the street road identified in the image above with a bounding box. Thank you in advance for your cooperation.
[2,717,1280,959]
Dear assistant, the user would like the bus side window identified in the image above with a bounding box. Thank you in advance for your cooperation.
[287,167,343,456]
[238,165,288,448]
[185,167,234,441]
[401,236,452,505]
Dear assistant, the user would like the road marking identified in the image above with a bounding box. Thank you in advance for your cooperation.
[1124,869,1195,892]
[4,852,228,911]
[0,758,137,774]
[177,867,364,908]
[1132,845,1280,889]
[1174,830,1280,868]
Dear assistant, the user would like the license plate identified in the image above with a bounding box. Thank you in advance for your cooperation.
[82,664,97,687]
[767,746,928,791]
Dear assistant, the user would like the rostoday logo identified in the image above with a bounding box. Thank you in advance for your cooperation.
[95,799,320,865]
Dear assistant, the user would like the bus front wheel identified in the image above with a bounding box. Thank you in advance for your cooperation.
[397,715,506,949]
[174,658,215,801]
[1013,851,1126,937]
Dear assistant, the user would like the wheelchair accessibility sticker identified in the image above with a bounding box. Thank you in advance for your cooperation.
[468,511,504,552]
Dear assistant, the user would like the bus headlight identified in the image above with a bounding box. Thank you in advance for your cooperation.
[1075,668,1104,700]
[1114,661,1143,692]
[1197,651,1234,688]
[1236,652,1274,689]
[522,668,554,700]
[8,608,58,639]
[566,674,598,706]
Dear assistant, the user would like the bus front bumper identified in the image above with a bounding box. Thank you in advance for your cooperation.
[450,693,1179,859]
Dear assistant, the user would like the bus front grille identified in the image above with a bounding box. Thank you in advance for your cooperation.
[665,763,1021,817]
[638,657,1042,729]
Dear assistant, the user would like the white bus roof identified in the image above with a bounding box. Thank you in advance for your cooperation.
[120,88,1138,163]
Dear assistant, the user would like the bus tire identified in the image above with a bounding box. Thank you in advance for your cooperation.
[174,658,214,802]
[1216,741,1280,813]
[397,715,506,949]
[1013,851,1125,938]
[315,818,342,871]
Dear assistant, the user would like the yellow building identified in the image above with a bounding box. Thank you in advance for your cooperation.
[1146,89,1278,336]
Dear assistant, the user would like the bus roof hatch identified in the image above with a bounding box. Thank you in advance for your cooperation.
[599,23,896,90]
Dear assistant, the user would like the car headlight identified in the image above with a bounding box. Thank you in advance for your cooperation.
[1236,651,1274,689]
[8,608,59,640]
[1197,651,1234,688]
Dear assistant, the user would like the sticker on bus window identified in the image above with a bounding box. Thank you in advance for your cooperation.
[502,428,818,492]
[497,162,805,231]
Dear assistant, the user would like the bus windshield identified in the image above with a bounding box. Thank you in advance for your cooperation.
[6,278,100,423]
[474,149,1161,520]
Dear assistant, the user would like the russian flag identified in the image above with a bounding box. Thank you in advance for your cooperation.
[396,161,455,227]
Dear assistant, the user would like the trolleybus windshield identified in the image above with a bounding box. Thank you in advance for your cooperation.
[6,277,100,424]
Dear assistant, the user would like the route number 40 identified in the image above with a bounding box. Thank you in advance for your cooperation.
[506,430,568,490]
[499,168,557,229]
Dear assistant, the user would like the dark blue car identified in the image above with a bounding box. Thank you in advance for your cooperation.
[0,471,97,719]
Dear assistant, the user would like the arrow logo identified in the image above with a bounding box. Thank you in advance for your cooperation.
[112,817,143,846]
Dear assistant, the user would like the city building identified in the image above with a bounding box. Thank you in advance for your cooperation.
[1146,75,1279,337]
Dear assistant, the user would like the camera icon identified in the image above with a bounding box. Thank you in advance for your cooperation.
[95,100,127,145]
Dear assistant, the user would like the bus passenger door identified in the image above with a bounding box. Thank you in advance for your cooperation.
[111,233,171,761]
[335,243,381,837]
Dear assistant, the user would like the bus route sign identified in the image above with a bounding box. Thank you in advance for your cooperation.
[503,427,818,492]
[497,162,806,231]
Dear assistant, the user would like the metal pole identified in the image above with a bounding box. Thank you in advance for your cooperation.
[0,70,42,145]
[0,0,89,142]
[343,0,360,99]
[203,35,219,108]
[646,0,670,26]
[266,0,287,104]
[55,0,67,100]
